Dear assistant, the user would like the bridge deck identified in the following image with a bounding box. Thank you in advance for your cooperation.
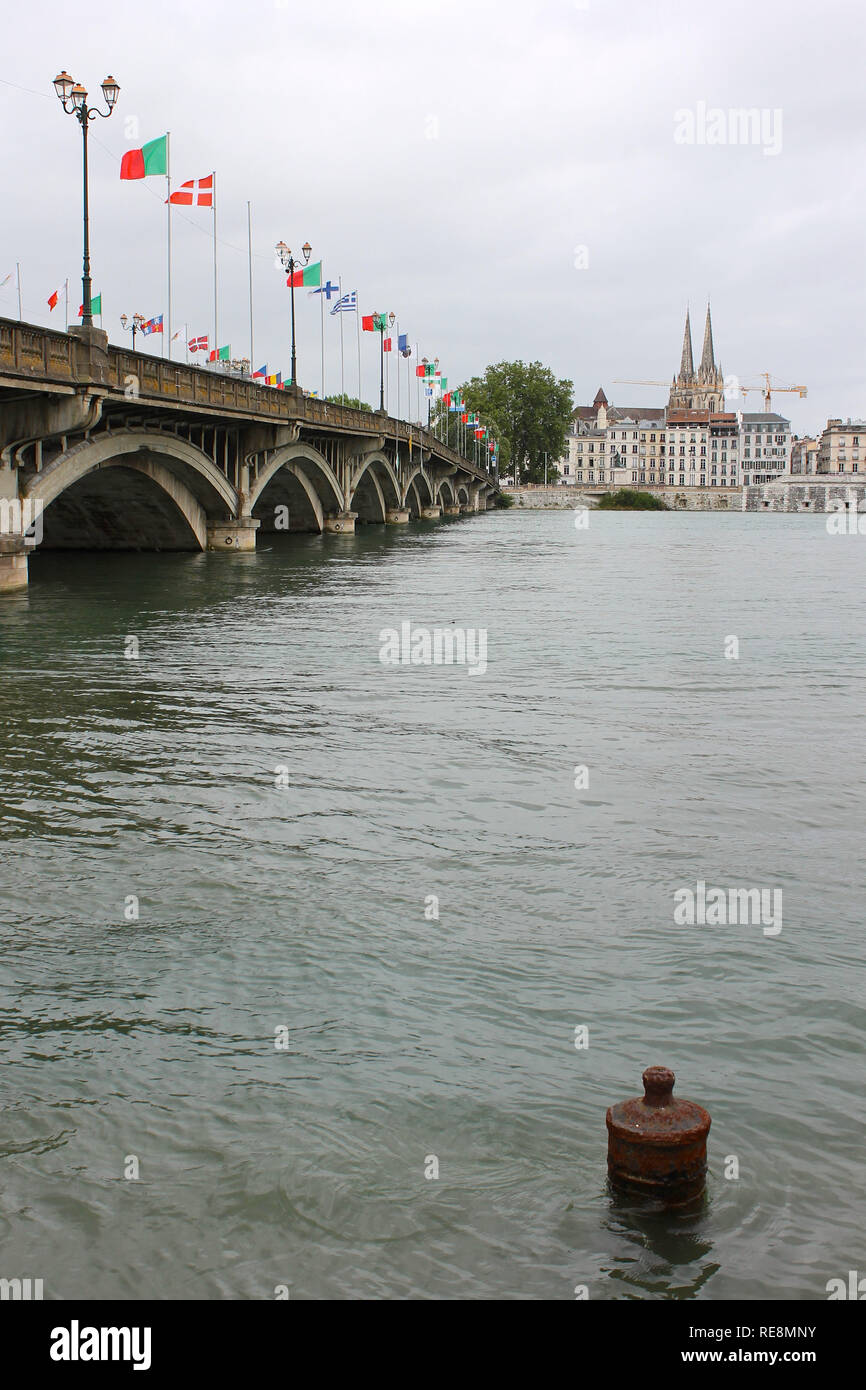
[0,316,493,486]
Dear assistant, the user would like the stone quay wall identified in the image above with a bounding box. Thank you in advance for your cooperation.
[505,485,742,511]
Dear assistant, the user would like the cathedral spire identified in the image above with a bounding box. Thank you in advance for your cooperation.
[700,303,715,374]
[679,308,694,377]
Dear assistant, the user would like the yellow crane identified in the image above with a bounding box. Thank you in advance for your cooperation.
[740,374,807,413]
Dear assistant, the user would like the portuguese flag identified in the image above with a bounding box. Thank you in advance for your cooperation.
[120,135,168,180]
[286,261,322,289]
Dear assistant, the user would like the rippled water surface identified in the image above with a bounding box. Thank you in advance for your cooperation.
[1,511,863,1300]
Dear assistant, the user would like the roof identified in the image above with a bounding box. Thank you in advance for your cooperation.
[741,413,789,424]
[572,402,665,424]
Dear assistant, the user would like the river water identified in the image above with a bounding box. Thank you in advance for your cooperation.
[0,510,863,1300]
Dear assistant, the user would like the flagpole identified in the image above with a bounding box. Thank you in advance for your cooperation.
[166,131,171,360]
[320,274,325,398]
[16,262,22,320]
[212,170,218,361]
[338,275,345,401]
[64,278,69,332]
[395,320,400,472]
[247,201,254,372]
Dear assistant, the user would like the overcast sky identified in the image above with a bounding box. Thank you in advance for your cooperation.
[1,0,863,434]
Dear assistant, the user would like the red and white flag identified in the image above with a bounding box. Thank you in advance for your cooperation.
[47,289,59,311]
[188,335,209,353]
[169,175,213,207]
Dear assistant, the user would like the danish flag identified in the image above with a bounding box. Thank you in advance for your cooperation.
[188,335,209,353]
[168,175,213,207]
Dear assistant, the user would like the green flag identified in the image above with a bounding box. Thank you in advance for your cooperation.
[120,134,168,179]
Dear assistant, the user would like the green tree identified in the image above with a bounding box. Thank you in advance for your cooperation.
[326,393,372,411]
[433,362,572,484]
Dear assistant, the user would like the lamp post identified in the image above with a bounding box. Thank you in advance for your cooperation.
[367,311,388,412]
[53,71,119,330]
[275,240,311,387]
[119,312,144,350]
[387,311,396,415]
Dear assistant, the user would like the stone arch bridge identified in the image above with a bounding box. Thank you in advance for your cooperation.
[0,318,499,590]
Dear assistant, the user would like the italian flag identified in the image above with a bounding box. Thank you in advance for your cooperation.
[120,135,168,180]
[286,261,322,289]
[78,293,102,316]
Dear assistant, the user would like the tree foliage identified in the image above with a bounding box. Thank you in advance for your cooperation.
[326,393,372,412]
[431,361,573,483]
[597,489,668,510]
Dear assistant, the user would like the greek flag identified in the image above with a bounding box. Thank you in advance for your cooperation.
[330,291,357,316]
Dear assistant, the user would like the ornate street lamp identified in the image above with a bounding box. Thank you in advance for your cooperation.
[53,72,120,330]
[119,312,145,349]
[275,240,311,387]
[369,311,390,413]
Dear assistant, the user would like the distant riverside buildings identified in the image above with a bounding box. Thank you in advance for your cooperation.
[559,307,792,493]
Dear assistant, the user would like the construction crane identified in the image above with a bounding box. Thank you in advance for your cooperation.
[615,375,808,414]
[740,373,807,413]
[613,380,669,388]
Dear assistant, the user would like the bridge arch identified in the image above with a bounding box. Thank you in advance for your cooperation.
[250,443,344,534]
[401,466,434,510]
[436,477,456,506]
[348,453,401,523]
[24,430,237,551]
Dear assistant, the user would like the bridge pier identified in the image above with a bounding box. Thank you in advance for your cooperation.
[385,508,410,524]
[443,504,461,517]
[323,511,357,534]
[0,538,29,592]
[206,518,260,551]
[420,505,442,520]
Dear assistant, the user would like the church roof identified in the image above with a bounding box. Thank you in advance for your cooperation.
[699,305,715,374]
[680,309,694,377]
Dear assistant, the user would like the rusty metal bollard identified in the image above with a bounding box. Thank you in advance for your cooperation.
[606,1066,711,1204]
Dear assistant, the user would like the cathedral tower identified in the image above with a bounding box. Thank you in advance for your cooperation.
[668,305,725,412]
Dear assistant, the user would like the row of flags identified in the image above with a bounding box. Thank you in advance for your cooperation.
[25,121,498,461]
